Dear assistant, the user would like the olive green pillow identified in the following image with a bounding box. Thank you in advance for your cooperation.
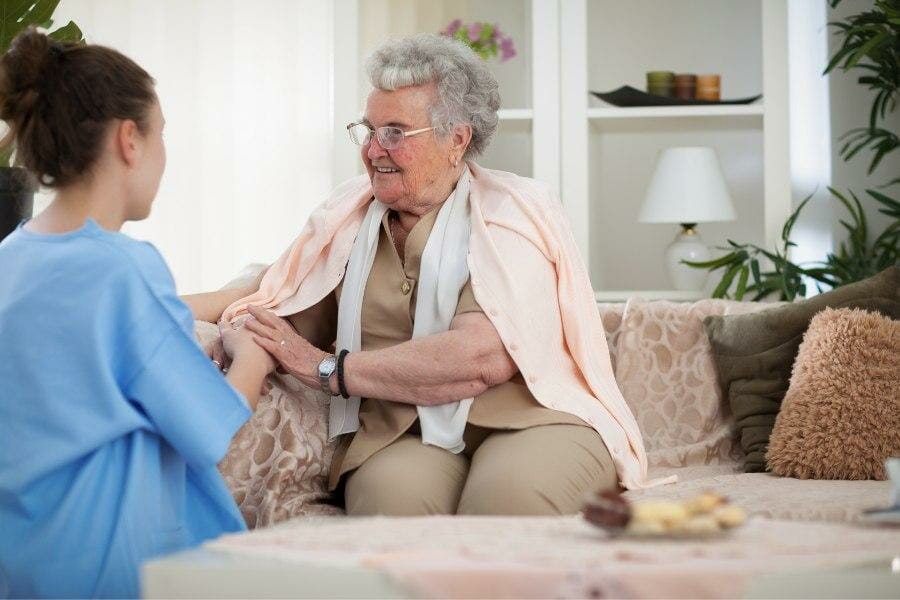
[703,266,900,472]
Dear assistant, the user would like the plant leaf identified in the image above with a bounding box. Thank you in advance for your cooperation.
[48,21,83,43]
[734,265,750,300]
[750,258,761,287]
[713,263,743,299]
[0,0,60,52]
[682,252,740,270]
[846,31,888,70]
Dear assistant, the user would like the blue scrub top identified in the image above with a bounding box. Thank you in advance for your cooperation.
[0,219,251,598]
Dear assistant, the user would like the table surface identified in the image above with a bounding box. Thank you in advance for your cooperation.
[142,516,900,599]
[142,547,409,599]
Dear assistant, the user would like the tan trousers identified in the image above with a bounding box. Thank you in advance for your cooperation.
[344,424,618,516]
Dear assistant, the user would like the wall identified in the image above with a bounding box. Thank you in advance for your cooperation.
[35,1,892,294]
[41,0,335,294]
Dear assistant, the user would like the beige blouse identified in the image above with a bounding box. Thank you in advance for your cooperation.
[285,204,586,491]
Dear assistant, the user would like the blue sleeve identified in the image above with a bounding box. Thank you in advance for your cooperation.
[106,236,251,468]
[124,321,250,468]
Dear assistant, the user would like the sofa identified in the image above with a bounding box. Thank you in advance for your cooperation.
[177,269,899,598]
[199,267,891,525]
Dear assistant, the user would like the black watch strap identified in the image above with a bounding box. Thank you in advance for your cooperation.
[337,349,350,399]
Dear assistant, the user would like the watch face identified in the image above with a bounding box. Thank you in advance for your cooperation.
[319,355,338,376]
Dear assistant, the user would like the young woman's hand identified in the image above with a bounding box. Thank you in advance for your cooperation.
[218,318,278,375]
[202,335,270,394]
[202,337,228,372]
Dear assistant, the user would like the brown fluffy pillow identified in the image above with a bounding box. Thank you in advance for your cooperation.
[766,308,900,480]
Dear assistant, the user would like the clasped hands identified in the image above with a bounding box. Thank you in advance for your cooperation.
[209,305,328,393]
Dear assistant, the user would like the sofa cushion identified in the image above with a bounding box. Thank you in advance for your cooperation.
[195,321,342,527]
[766,308,900,480]
[703,267,900,473]
[596,302,626,373]
[614,298,779,468]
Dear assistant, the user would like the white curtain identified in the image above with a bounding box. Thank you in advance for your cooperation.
[43,0,336,293]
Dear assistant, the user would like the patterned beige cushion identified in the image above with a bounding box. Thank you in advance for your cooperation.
[614,298,782,468]
[195,321,342,527]
[596,302,626,372]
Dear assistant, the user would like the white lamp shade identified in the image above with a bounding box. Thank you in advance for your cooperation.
[639,147,737,224]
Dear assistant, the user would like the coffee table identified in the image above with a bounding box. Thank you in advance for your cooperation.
[142,516,900,598]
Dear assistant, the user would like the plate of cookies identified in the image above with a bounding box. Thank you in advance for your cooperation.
[583,490,747,539]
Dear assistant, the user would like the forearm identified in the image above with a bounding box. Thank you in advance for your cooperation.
[181,285,256,323]
[340,330,514,406]
[243,307,514,406]
[225,355,271,411]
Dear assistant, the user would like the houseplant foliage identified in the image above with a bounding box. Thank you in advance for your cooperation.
[825,0,900,181]
[688,0,900,301]
[685,189,899,301]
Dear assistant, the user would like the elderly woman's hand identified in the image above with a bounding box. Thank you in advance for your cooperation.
[243,305,328,391]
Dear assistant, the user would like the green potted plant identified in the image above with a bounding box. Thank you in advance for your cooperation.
[686,0,899,300]
[684,189,898,301]
[0,0,83,241]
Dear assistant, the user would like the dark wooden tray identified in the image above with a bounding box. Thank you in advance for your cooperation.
[591,85,762,107]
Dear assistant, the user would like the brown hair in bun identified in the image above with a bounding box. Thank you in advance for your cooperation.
[0,28,156,187]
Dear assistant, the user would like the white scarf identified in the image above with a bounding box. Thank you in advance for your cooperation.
[330,167,473,453]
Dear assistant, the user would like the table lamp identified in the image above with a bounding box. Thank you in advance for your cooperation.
[638,147,737,291]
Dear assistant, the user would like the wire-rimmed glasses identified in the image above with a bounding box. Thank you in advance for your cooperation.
[347,121,435,150]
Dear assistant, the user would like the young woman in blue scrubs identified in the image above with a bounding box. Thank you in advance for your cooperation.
[0,30,276,598]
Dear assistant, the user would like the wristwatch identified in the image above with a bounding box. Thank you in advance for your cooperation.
[317,354,339,396]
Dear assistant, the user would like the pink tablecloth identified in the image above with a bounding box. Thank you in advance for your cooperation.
[207,515,900,598]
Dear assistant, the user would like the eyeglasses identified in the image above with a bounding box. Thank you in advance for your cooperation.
[347,121,435,150]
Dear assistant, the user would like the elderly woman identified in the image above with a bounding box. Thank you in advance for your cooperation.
[190,34,658,516]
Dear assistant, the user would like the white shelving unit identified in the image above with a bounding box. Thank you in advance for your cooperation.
[331,0,793,302]
[497,108,535,121]
[586,105,764,120]
[560,0,791,299]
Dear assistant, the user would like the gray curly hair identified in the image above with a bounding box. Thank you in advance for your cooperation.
[365,33,500,158]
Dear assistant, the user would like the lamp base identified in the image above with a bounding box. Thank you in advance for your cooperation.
[664,224,710,291]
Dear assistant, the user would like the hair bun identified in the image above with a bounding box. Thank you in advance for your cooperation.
[0,28,155,188]
[0,28,58,122]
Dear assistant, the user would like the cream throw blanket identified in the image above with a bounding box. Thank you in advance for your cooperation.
[331,167,474,452]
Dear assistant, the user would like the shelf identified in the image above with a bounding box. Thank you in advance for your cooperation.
[587,104,764,120]
[343,107,533,123]
[594,289,706,303]
[497,108,534,121]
